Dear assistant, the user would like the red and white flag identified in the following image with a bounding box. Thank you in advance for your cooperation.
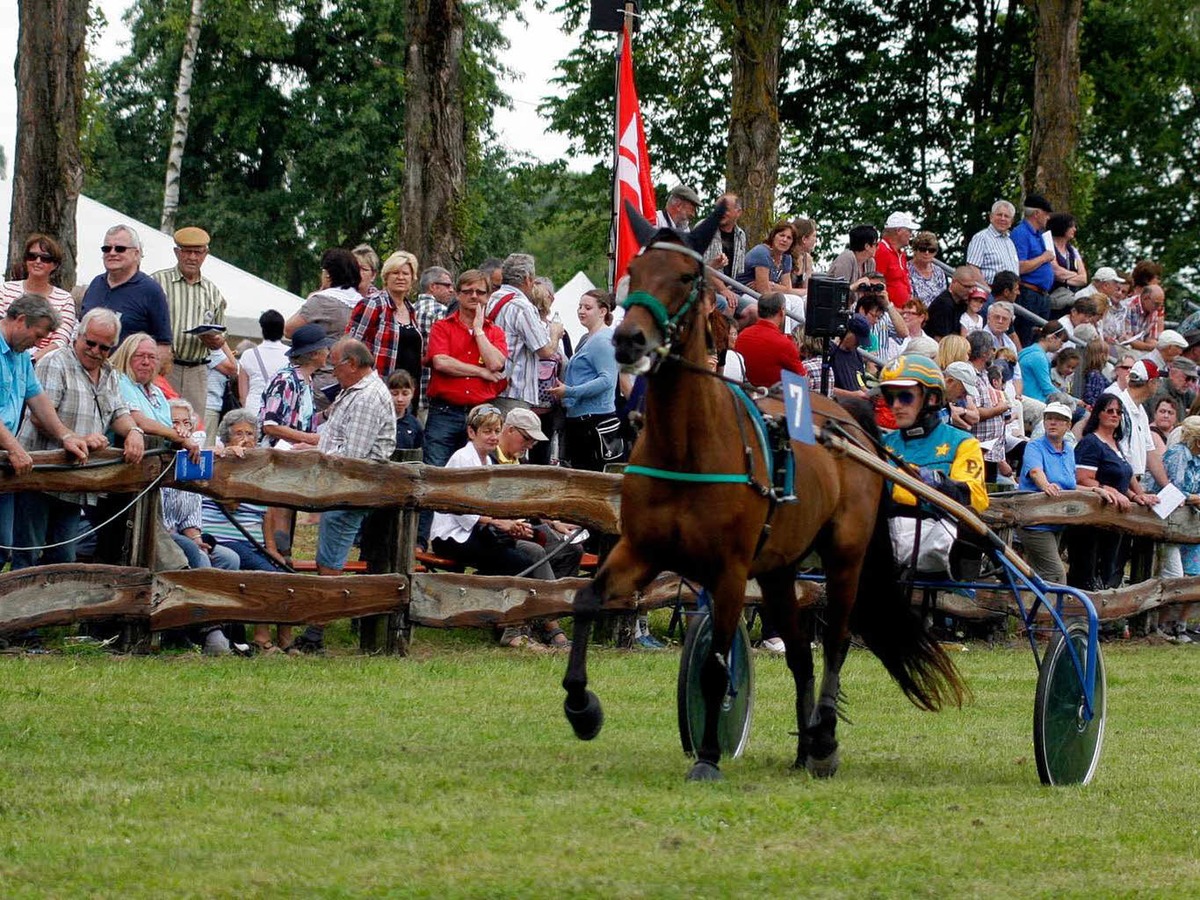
[613,23,656,283]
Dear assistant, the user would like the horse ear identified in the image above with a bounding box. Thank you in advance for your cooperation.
[624,200,659,248]
[686,199,726,255]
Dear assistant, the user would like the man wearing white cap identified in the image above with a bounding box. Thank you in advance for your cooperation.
[1144,329,1188,373]
[1113,359,1168,485]
[1075,265,1123,301]
[944,361,982,432]
[874,212,919,305]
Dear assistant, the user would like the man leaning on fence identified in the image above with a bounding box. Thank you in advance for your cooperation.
[12,307,146,569]
[0,294,91,567]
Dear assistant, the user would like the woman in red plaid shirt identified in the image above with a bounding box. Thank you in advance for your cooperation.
[347,250,423,402]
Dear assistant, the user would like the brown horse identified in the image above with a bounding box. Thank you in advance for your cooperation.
[562,204,966,781]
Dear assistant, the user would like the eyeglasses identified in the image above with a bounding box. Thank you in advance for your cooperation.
[175,246,207,256]
[332,357,352,369]
[25,251,55,263]
[101,245,132,254]
[881,389,918,407]
[914,246,937,253]
[433,282,454,289]
[515,428,535,443]
[459,287,489,296]
[1101,407,1122,415]
[1115,365,1132,371]
[84,338,115,354]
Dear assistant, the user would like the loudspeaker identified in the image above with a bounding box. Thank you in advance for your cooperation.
[805,275,850,338]
[589,0,641,32]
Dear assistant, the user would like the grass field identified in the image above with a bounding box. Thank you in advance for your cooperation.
[2,627,1198,898]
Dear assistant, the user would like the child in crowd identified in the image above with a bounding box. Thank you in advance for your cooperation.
[387,370,424,452]
[959,287,988,336]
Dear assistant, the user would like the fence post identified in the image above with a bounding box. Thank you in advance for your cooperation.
[358,447,421,655]
[122,450,164,651]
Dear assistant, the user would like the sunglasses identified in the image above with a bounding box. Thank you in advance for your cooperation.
[881,388,919,407]
[1115,364,1132,371]
[468,405,503,428]
[84,338,115,354]
[914,246,937,253]
[1101,406,1122,415]
[101,245,132,254]
[25,251,55,263]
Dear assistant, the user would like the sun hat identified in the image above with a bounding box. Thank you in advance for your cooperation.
[287,323,335,358]
[1043,401,1073,420]
[885,211,920,230]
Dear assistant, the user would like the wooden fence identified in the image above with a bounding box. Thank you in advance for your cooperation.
[3,447,1200,648]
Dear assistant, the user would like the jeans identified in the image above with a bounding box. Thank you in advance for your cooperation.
[220,539,284,572]
[317,508,369,570]
[11,492,82,569]
[0,493,11,568]
[432,524,555,580]
[172,533,240,570]
[1015,285,1051,346]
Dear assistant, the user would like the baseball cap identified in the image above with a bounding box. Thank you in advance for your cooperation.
[967,286,989,301]
[885,211,920,230]
[504,408,548,441]
[944,361,979,401]
[846,313,871,340]
[1129,359,1159,384]
[1171,357,1198,374]
[1043,401,1073,420]
[1158,329,1188,350]
[1092,266,1121,283]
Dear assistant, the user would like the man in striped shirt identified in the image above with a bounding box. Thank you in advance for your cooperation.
[966,201,1020,287]
[414,266,454,418]
[151,226,231,416]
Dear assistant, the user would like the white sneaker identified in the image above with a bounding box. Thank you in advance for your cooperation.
[760,637,786,654]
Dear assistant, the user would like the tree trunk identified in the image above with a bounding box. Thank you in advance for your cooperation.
[398,0,466,271]
[8,0,87,287]
[1024,0,1081,209]
[721,0,783,242]
[161,0,205,235]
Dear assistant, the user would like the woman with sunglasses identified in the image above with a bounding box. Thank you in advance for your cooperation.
[1,234,76,361]
[906,231,948,305]
[429,404,559,649]
[1067,396,1157,590]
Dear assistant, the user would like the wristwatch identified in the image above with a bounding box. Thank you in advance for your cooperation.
[129,426,145,436]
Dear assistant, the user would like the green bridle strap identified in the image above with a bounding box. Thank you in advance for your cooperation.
[623,464,752,484]
[621,291,671,334]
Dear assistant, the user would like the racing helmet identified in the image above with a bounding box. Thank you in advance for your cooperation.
[878,354,945,394]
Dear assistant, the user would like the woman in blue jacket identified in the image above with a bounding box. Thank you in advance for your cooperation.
[548,290,619,472]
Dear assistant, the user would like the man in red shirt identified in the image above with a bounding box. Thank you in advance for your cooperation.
[736,292,804,388]
[874,211,919,305]
[423,269,509,468]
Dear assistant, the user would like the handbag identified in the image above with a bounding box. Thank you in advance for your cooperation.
[595,415,626,463]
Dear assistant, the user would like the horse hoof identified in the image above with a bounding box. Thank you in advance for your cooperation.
[564,690,604,741]
[805,749,841,779]
[686,761,723,782]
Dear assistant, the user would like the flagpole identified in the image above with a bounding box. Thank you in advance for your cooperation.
[609,3,637,292]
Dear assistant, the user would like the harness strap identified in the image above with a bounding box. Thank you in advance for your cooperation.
[623,465,752,484]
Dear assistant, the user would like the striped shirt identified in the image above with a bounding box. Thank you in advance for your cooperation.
[965,226,1020,284]
[0,280,76,354]
[414,293,448,410]
[972,371,1007,462]
[150,266,227,363]
[161,487,202,533]
[317,371,396,462]
[486,286,551,405]
[201,497,268,544]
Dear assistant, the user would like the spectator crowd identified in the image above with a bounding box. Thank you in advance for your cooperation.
[2,186,1197,652]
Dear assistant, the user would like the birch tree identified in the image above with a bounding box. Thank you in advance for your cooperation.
[160,0,205,234]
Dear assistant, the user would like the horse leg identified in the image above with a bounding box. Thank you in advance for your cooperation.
[805,557,861,778]
[563,539,655,741]
[687,565,750,782]
[755,566,815,770]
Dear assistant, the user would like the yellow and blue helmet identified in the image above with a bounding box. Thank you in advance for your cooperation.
[878,354,946,393]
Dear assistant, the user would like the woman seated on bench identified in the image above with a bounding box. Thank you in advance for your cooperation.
[429,404,566,650]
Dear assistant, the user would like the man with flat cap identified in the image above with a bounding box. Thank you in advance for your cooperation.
[656,185,700,232]
[1010,193,1056,346]
[151,226,233,416]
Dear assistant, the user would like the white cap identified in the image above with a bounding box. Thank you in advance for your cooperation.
[1158,329,1188,350]
[1092,266,1121,283]
[943,361,979,401]
[1043,401,1073,420]
[885,211,920,231]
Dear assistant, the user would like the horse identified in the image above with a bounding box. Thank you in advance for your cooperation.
[562,202,967,781]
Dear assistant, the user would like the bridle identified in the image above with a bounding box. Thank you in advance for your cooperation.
[620,240,707,365]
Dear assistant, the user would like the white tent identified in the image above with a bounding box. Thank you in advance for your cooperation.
[2,181,306,340]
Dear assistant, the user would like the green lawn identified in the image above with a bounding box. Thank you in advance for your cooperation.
[1,630,1198,898]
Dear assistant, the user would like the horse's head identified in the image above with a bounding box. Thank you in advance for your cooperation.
[615,200,725,372]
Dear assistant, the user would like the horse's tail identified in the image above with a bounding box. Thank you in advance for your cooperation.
[836,400,969,712]
[850,491,969,711]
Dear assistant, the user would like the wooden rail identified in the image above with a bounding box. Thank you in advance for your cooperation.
[2,448,1199,643]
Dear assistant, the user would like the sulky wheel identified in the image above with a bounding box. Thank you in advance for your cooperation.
[677,611,753,760]
[1033,620,1106,786]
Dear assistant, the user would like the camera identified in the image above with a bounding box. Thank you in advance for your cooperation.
[805,275,852,339]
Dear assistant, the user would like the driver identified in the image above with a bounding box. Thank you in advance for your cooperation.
[878,354,988,573]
